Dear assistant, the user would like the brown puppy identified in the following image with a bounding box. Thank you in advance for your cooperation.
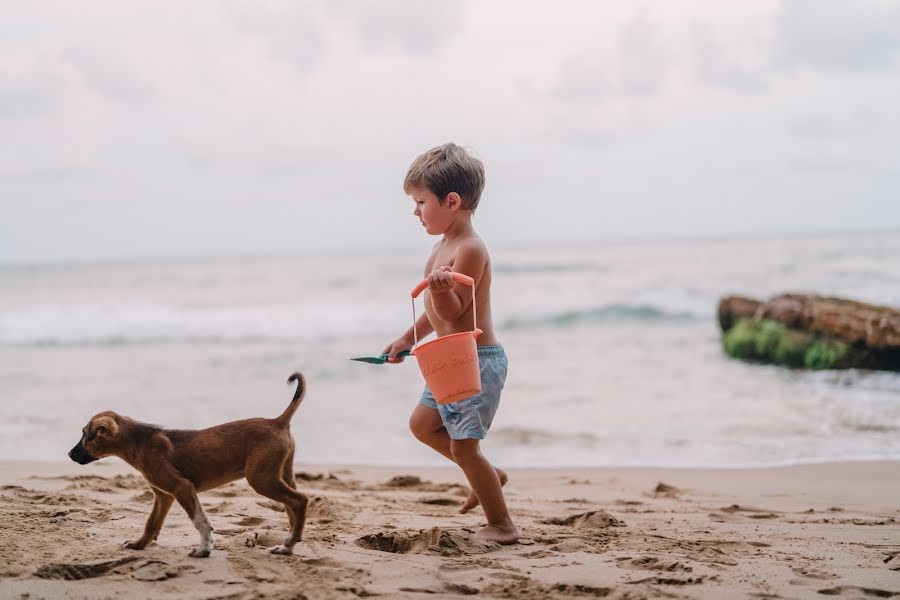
[68,372,308,558]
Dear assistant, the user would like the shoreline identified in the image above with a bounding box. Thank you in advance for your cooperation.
[2,459,898,598]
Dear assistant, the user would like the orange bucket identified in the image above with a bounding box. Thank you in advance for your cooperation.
[410,272,483,405]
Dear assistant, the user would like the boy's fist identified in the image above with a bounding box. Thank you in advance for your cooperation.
[427,266,455,294]
[382,337,412,363]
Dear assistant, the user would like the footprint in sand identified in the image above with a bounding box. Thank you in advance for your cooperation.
[614,499,643,506]
[209,484,242,498]
[205,501,235,515]
[257,500,286,513]
[212,528,246,537]
[625,575,711,586]
[520,549,558,559]
[481,579,612,598]
[791,565,837,580]
[399,583,481,595]
[630,537,757,567]
[131,490,154,503]
[46,474,142,492]
[130,560,199,582]
[33,557,138,581]
[550,538,591,553]
[5,487,97,507]
[233,516,267,527]
[113,475,146,489]
[720,504,780,519]
[419,497,458,506]
[241,530,286,549]
[380,475,466,494]
[308,496,336,518]
[818,585,900,597]
[616,555,693,573]
[356,527,500,557]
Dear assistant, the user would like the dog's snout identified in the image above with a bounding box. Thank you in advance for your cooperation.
[69,442,96,465]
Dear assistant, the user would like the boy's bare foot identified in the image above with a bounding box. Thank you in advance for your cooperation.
[474,521,519,545]
[460,468,507,514]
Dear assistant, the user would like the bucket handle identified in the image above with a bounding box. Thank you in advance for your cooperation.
[410,272,474,298]
[409,272,479,352]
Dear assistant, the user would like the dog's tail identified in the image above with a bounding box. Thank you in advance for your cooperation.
[275,372,306,425]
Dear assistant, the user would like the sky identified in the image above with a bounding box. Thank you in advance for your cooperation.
[1,0,899,264]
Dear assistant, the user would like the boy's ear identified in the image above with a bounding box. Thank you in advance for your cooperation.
[446,192,461,210]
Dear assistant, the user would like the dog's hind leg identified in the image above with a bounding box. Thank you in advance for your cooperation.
[247,451,309,555]
[282,445,297,532]
[282,445,296,489]
[123,488,174,550]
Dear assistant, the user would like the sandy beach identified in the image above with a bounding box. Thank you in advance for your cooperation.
[1,459,897,599]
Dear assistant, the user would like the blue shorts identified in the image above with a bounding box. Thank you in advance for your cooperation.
[419,345,508,440]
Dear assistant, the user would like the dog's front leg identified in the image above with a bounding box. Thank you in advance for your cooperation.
[123,489,174,550]
[169,480,214,558]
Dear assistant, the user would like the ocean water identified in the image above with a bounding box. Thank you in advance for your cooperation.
[1,232,899,468]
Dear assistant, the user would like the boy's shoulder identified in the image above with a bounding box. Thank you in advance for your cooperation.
[449,236,490,285]
[453,235,489,260]
[457,232,488,251]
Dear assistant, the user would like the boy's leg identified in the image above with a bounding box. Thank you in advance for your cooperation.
[409,403,453,462]
[450,438,519,545]
[409,404,507,512]
[459,469,507,514]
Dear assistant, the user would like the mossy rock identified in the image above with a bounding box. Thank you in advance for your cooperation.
[723,318,862,370]
[804,339,851,369]
[754,319,784,357]
[722,319,762,360]
[772,329,809,368]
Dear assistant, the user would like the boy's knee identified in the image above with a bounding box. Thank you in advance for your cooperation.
[450,439,479,464]
[408,417,430,442]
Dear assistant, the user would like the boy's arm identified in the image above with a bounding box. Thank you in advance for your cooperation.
[408,312,435,343]
[428,242,487,321]
[383,313,433,363]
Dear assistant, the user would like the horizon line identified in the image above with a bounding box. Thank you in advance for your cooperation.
[1,226,898,270]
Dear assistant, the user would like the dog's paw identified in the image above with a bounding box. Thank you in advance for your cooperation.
[188,547,211,558]
[269,545,294,555]
[121,539,147,550]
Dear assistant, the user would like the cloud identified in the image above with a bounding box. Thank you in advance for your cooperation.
[65,46,156,104]
[548,11,669,105]
[550,55,612,105]
[224,0,464,76]
[785,111,886,140]
[0,133,99,181]
[226,0,326,75]
[176,115,346,177]
[786,153,899,176]
[618,11,670,97]
[775,0,900,71]
[0,55,63,118]
[324,0,464,55]
[690,22,768,92]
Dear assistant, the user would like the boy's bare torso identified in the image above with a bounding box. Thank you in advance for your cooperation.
[423,235,498,346]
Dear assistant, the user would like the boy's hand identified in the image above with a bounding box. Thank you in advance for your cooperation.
[382,336,413,364]
[427,266,455,294]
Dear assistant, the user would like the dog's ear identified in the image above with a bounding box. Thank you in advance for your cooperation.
[92,415,119,438]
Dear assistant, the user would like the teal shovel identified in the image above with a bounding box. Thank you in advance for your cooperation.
[350,350,411,365]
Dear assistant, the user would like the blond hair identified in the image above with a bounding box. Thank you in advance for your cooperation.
[403,143,485,211]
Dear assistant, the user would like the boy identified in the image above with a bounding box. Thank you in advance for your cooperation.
[383,143,518,544]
